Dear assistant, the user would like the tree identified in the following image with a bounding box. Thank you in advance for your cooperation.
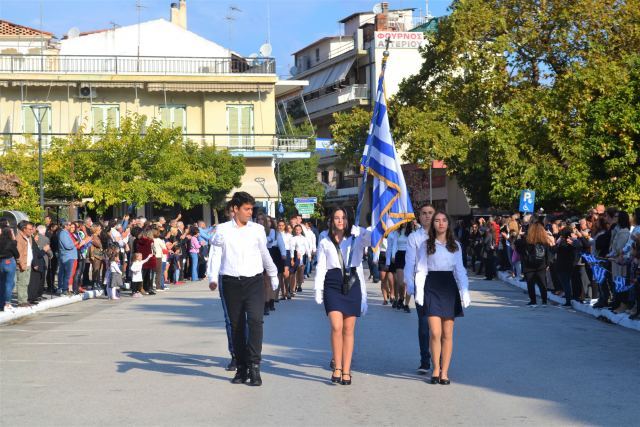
[396,0,640,210]
[0,142,42,218]
[330,108,372,170]
[279,155,325,219]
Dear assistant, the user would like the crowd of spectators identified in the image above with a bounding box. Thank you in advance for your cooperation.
[456,208,640,319]
[0,213,214,311]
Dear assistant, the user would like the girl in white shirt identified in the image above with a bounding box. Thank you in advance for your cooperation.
[290,224,308,296]
[275,220,289,300]
[388,223,413,313]
[314,207,371,386]
[282,224,294,299]
[130,252,153,298]
[414,211,470,385]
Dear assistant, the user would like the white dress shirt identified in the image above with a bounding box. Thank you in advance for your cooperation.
[413,239,470,307]
[282,232,292,251]
[290,235,308,259]
[207,219,278,289]
[314,228,372,307]
[305,228,317,256]
[387,231,408,266]
[404,227,427,297]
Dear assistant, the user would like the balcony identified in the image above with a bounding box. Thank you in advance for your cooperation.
[0,54,276,75]
[1,133,309,154]
[304,84,370,117]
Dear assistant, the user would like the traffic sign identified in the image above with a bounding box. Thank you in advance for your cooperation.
[295,203,315,215]
[519,190,536,213]
[294,197,317,204]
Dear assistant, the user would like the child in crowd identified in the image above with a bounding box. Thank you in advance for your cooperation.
[130,252,153,298]
[108,252,124,300]
[168,242,182,285]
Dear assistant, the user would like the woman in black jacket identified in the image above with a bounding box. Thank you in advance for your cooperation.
[555,227,577,306]
[483,227,497,280]
[521,223,553,305]
[0,227,20,311]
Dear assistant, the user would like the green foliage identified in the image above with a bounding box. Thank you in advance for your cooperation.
[0,115,246,215]
[330,108,372,169]
[279,155,325,219]
[395,0,640,210]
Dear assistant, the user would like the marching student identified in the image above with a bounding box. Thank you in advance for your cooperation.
[404,203,435,374]
[207,192,279,386]
[275,220,289,301]
[290,224,308,295]
[388,223,413,312]
[282,223,294,299]
[314,207,370,386]
[414,211,471,385]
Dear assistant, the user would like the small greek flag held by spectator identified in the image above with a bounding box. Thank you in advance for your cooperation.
[614,276,633,293]
[592,265,607,285]
[582,254,599,264]
[360,56,414,251]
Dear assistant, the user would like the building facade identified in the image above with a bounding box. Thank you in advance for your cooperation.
[0,1,309,221]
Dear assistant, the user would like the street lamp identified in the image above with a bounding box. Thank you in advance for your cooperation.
[30,104,49,218]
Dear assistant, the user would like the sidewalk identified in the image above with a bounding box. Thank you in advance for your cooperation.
[497,271,640,333]
[0,289,105,325]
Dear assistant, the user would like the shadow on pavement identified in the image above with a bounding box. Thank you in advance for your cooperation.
[116,351,230,381]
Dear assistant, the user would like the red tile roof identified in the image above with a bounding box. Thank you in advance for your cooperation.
[0,20,53,38]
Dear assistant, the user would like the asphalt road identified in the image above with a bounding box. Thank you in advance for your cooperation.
[1,273,638,426]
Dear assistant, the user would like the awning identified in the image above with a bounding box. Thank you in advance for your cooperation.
[82,82,145,89]
[147,83,273,93]
[0,81,8,87]
[302,58,355,94]
[12,81,73,87]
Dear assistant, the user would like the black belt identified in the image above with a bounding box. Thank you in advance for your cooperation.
[222,273,262,281]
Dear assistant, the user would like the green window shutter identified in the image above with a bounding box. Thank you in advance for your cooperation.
[239,106,253,134]
[107,106,119,128]
[23,106,36,134]
[174,107,186,132]
[228,106,239,134]
[159,107,171,128]
[92,107,103,132]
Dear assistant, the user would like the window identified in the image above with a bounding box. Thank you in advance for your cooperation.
[321,170,329,184]
[226,105,254,148]
[22,104,51,148]
[159,105,187,132]
[315,48,320,63]
[91,105,119,132]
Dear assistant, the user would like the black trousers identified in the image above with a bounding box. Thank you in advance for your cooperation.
[47,256,58,291]
[525,269,548,304]
[142,269,153,292]
[222,274,264,367]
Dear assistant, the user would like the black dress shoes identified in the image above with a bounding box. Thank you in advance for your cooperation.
[439,378,451,385]
[231,366,248,384]
[226,357,237,372]
[430,376,439,384]
[248,364,262,386]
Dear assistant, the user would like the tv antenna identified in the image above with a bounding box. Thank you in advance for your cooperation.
[229,5,242,13]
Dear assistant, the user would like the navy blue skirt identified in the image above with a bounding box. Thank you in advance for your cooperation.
[424,271,464,318]
[323,268,361,317]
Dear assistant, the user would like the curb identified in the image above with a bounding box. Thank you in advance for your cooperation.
[0,289,105,325]
[497,271,640,333]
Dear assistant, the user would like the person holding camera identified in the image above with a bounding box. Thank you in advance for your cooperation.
[314,207,370,386]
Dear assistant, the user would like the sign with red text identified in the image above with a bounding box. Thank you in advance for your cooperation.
[374,32,426,49]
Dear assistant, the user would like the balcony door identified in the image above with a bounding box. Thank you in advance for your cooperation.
[226,104,254,148]
[159,105,187,133]
[22,104,51,148]
[92,105,120,132]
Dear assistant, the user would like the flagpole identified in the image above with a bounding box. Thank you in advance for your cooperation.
[347,38,391,268]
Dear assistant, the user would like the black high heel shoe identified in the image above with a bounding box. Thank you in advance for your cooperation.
[439,377,451,385]
[331,368,342,384]
[341,372,352,385]
[430,376,439,384]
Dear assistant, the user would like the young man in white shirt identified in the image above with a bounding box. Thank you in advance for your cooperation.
[207,192,278,386]
[404,203,435,374]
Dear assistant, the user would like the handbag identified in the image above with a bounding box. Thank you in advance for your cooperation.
[332,238,358,295]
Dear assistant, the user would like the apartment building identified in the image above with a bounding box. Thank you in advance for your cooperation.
[0,0,310,221]
[280,3,470,217]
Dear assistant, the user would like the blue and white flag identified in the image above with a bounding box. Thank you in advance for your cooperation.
[592,265,607,285]
[582,254,599,265]
[360,58,414,251]
[614,276,633,293]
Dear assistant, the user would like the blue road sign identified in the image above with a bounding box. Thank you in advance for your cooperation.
[519,190,536,213]
[294,197,317,204]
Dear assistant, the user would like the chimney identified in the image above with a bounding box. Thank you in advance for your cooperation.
[375,2,390,31]
[170,0,187,30]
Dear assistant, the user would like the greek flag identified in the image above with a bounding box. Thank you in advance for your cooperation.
[582,254,598,265]
[614,276,633,293]
[360,57,414,251]
[592,265,607,285]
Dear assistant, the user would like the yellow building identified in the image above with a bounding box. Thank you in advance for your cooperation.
[0,1,309,222]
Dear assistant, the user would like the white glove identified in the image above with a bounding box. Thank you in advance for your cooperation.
[461,290,471,308]
[360,300,368,316]
[270,276,279,291]
[406,281,415,297]
[350,225,361,237]
[315,289,323,305]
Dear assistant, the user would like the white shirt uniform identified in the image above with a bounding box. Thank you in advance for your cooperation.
[207,219,278,289]
[404,227,427,297]
[305,228,317,256]
[414,239,470,307]
[282,232,292,251]
[290,235,308,260]
[314,228,372,312]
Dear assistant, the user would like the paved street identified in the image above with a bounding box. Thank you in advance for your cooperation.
[1,274,639,426]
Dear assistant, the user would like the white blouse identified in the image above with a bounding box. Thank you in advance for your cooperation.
[290,235,308,259]
[282,232,292,251]
[413,239,470,307]
[314,228,372,304]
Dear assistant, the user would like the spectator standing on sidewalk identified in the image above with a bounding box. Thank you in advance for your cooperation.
[521,223,553,306]
[15,221,35,307]
[0,227,19,311]
[28,229,49,304]
[57,220,77,296]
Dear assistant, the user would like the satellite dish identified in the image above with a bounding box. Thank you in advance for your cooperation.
[247,53,259,66]
[259,43,272,57]
[289,65,298,76]
[372,3,383,14]
[67,27,80,39]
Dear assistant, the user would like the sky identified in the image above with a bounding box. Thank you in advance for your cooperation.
[0,0,452,77]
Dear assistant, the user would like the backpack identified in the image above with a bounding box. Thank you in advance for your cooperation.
[526,244,547,269]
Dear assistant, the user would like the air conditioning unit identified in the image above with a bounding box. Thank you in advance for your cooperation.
[78,85,97,99]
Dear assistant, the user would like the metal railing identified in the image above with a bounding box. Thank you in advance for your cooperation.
[0,54,276,75]
[304,84,370,113]
[1,133,309,153]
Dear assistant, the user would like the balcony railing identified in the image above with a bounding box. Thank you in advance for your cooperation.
[0,54,276,75]
[304,84,370,114]
[1,133,309,153]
